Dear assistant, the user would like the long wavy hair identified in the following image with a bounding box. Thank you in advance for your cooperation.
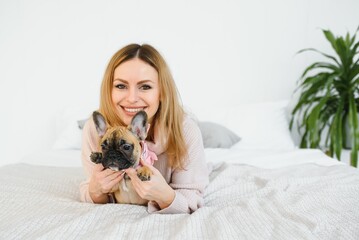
[99,43,186,169]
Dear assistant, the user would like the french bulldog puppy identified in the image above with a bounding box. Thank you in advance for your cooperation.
[90,110,153,205]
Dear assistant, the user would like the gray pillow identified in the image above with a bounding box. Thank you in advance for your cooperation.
[77,119,88,129]
[198,121,241,148]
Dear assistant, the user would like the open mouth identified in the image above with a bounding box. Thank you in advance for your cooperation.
[122,107,146,113]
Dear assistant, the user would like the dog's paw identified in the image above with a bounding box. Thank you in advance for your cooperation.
[137,166,152,181]
[90,152,103,164]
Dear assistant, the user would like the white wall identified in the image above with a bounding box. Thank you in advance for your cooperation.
[0,0,358,165]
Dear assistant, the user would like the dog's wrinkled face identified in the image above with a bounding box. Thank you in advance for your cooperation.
[92,111,148,171]
[99,127,141,171]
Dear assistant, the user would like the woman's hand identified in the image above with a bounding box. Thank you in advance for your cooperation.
[125,159,175,209]
[89,164,125,203]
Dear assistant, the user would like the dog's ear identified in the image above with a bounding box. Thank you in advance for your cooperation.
[92,111,107,137]
[129,111,148,140]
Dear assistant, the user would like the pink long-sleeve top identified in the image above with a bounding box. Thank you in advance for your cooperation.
[79,115,209,214]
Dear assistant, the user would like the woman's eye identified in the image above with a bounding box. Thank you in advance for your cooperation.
[140,84,152,90]
[115,84,126,89]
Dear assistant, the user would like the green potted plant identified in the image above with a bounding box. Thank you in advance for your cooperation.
[290,26,359,167]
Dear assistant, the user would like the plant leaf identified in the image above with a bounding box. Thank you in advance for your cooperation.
[323,29,338,53]
[307,95,328,147]
[293,26,359,168]
[297,48,340,66]
[330,99,344,159]
[349,95,359,167]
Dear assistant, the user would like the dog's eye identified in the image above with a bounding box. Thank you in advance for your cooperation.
[122,143,133,151]
[101,139,109,149]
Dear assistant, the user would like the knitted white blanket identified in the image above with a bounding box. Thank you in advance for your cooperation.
[1,154,359,239]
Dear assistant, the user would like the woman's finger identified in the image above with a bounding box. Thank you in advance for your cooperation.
[125,168,139,181]
[99,168,119,178]
[125,168,146,193]
[103,171,125,191]
[115,170,126,181]
[139,158,159,174]
[97,169,122,184]
[110,170,127,184]
[93,163,104,172]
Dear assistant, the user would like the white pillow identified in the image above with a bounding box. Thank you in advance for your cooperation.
[52,121,83,150]
[227,100,296,150]
[52,105,95,150]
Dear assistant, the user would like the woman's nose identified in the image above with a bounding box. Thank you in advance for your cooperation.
[126,88,139,103]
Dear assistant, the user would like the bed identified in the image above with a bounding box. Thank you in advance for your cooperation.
[1,100,359,239]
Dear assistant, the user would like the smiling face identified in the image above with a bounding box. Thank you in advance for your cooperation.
[112,58,160,125]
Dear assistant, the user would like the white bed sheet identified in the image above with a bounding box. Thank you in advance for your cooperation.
[205,148,345,169]
[0,148,358,239]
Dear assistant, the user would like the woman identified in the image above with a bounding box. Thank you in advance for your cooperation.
[80,43,209,214]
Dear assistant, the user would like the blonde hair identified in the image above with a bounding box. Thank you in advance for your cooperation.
[99,44,186,169]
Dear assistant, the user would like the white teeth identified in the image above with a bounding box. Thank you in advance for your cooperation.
[124,107,144,113]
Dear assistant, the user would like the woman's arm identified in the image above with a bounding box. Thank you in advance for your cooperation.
[155,117,209,214]
[126,117,209,214]
[80,119,98,203]
[125,160,176,208]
